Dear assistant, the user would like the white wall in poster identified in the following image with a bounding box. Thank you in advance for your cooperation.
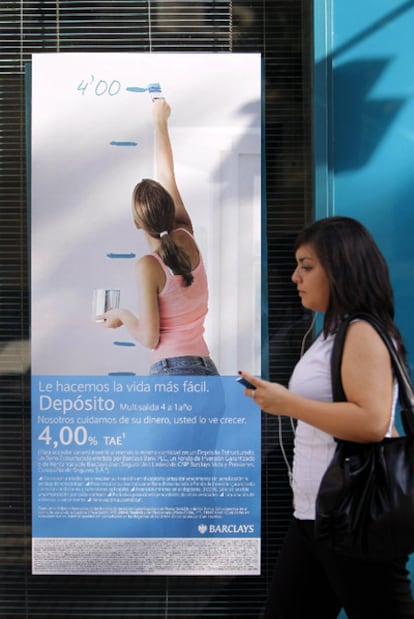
[31,53,261,376]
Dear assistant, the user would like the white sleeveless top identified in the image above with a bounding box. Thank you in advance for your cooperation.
[290,329,397,520]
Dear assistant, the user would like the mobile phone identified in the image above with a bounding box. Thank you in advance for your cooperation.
[236,376,256,390]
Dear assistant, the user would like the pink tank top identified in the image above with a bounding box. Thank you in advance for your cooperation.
[150,229,210,363]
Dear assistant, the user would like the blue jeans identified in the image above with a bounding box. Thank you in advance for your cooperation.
[149,355,219,376]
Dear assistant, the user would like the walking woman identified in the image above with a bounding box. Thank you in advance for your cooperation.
[240,216,414,618]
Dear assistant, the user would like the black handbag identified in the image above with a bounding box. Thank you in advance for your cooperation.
[314,312,414,561]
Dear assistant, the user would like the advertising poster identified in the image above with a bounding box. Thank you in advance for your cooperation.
[30,52,262,575]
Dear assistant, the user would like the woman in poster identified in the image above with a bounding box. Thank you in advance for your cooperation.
[101,99,219,377]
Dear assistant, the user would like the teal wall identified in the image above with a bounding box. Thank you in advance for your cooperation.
[314,1,414,615]
[314,0,414,362]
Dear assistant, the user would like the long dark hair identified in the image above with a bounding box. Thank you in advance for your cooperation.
[294,216,405,356]
[132,178,193,286]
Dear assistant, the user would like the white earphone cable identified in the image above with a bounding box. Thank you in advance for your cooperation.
[278,312,316,488]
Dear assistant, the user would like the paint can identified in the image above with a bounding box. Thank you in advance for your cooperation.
[92,288,120,322]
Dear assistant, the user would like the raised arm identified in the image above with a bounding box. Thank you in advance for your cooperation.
[152,99,193,232]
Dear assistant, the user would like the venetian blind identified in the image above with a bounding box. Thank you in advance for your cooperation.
[0,1,313,616]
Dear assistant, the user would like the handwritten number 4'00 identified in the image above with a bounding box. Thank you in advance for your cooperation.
[77,76,121,96]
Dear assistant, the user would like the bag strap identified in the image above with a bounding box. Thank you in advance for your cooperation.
[331,312,414,435]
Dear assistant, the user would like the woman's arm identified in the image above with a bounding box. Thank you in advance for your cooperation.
[152,99,193,232]
[101,255,163,350]
[240,321,394,443]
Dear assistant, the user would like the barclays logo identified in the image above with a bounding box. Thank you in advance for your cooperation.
[198,524,208,534]
[197,523,254,534]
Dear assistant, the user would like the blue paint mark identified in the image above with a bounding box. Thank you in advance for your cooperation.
[126,86,148,93]
[108,371,136,376]
[113,341,136,347]
[110,141,138,147]
[106,252,136,259]
[125,83,164,99]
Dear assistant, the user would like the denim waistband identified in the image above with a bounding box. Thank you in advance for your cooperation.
[150,355,219,375]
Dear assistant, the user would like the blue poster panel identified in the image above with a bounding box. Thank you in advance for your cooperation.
[31,52,262,575]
